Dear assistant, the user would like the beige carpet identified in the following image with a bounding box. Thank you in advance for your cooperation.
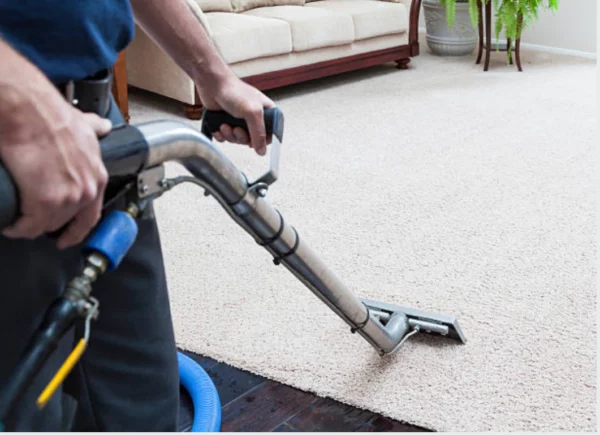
[128,47,596,431]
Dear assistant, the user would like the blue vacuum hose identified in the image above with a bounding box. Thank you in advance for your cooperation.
[177,352,221,432]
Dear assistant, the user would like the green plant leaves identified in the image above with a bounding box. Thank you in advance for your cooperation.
[441,0,458,29]
[494,0,559,41]
[468,0,480,28]
[441,0,480,29]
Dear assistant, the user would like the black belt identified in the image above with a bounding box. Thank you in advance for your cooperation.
[55,69,113,117]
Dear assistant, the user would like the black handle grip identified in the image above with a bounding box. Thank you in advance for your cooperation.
[0,124,149,232]
[0,164,19,231]
[201,107,284,143]
[98,124,149,177]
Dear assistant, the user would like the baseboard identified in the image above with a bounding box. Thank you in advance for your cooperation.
[418,28,596,59]
[505,41,596,60]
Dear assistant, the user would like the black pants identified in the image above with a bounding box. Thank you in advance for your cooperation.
[0,98,179,431]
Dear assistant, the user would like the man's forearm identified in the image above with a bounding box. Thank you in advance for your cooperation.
[0,39,68,134]
[129,0,233,93]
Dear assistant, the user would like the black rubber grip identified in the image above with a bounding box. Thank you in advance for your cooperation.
[0,164,19,231]
[0,124,149,231]
[99,124,149,177]
[201,107,284,143]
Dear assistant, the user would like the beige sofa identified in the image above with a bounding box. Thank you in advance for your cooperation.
[126,0,422,119]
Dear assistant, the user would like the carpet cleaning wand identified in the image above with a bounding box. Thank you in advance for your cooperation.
[159,108,466,356]
[0,108,466,372]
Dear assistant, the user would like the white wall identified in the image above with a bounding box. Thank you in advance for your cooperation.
[521,0,596,54]
[418,0,597,56]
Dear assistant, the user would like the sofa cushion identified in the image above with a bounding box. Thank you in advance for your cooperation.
[205,12,293,63]
[230,32,408,78]
[231,0,305,13]
[195,0,233,12]
[244,6,354,52]
[306,0,408,41]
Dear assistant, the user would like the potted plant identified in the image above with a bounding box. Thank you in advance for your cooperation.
[424,0,560,62]
[494,0,559,63]
[423,0,480,56]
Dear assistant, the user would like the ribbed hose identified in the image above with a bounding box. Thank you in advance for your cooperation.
[177,352,221,432]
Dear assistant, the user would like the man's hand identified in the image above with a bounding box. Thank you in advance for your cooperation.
[1,106,110,250]
[200,76,275,156]
[130,0,275,155]
[0,39,110,249]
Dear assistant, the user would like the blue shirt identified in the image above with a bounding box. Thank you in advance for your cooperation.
[0,0,135,83]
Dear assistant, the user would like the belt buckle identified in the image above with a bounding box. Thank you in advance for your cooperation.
[62,69,112,115]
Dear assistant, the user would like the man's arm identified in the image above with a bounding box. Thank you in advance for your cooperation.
[129,0,274,156]
[0,39,110,248]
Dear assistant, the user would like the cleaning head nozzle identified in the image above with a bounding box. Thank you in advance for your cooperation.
[362,298,467,345]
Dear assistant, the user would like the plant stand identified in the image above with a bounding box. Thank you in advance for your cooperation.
[476,0,523,71]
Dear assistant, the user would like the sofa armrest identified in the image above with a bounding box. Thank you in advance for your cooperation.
[185,0,213,37]
[408,0,422,55]
[388,0,422,56]
[377,0,422,56]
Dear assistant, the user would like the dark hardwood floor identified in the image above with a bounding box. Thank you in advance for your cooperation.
[178,351,429,432]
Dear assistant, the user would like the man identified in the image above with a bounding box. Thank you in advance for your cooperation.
[0,0,273,431]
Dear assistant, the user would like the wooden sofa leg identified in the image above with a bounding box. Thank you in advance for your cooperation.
[184,103,204,120]
[395,58,411,70]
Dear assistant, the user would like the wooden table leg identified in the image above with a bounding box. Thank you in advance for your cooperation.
[112,50,130,123]
[515,38,523,71]
[515,13,524,72]
[484,1,491,71]
[476,0,484,64]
